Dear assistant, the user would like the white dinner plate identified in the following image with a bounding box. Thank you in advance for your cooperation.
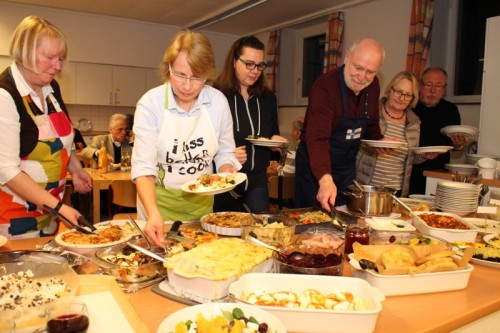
[157,302,287,333]
[463,218,499,235]
[0,235,7,247]
[411,146,453,154]
[483,234,500,248]
[361,140,407,148]
[246,138,288,147]
[440,125,479,138]
[181,172,247,195]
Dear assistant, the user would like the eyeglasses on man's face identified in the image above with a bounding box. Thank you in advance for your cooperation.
[169,64,206,86]
[391,87,414,101]
[238,57,267,71]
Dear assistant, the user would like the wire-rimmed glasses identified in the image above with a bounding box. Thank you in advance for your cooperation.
[169,64,206,86]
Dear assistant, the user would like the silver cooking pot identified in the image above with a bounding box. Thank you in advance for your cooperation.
[344,185,396,216]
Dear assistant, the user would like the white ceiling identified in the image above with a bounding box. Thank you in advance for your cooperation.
[3,0,356,35]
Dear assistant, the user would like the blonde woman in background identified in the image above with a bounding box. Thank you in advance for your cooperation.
[356,71,420,197]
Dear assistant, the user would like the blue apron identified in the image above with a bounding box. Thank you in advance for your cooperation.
[296,69,370,207]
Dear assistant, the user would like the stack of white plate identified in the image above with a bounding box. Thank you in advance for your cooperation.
[434,181,481,216]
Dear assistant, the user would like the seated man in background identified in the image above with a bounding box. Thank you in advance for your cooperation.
[80,113,132,165]
[268,117,304,175]
[409,67,467,194]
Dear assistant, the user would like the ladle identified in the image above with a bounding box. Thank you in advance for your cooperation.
[241,202,264,225]
[128,215,154,249]
[353,179,365,192]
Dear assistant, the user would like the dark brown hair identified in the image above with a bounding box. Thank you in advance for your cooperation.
[213,36,270,97]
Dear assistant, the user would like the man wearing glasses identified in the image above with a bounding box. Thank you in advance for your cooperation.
[409,67,466,194]
[80,113,132,164]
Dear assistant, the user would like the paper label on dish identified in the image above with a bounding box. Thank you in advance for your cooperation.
[489,199,500,205]
[477,206,497,214]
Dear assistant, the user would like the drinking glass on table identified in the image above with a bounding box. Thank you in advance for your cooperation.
[46,301,89,333]
[121,146,132,172]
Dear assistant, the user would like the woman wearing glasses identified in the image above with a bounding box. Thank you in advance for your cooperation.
[213,36,287,213]
[356,71,421,197]
[132,30,241,247]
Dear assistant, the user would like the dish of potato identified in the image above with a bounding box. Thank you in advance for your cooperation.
[352,241,473,275]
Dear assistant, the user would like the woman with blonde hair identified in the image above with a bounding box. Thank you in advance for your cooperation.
[356,71,421,197]
[131,30,241,247]
[0,16,91,238]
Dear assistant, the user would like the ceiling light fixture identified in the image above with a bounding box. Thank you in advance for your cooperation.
[187,0,267,31]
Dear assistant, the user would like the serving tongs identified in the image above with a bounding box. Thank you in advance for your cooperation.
[42,204,95,234]
[166,221,196,245]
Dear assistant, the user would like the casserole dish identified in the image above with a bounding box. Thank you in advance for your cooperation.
[349,253,474,296]
[413,211,478,242]
[229,273,384,333]
[165,238,273,302]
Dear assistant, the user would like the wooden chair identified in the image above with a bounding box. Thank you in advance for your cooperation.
[268,174,296,209]
[109,179,137,220]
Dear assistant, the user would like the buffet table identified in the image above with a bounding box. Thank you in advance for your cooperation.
[2,237,499,333]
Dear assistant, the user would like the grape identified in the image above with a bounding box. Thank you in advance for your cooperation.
[258,323,269,333]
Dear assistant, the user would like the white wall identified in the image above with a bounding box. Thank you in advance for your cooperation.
[0,2,238,71]
[0,2,239,132]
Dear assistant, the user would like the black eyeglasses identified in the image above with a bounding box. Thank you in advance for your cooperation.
[391,87,414,101]
[238,57,267,71]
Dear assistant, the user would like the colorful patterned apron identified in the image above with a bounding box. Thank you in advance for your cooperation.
[0,78,73,238]
[138,83,218,221]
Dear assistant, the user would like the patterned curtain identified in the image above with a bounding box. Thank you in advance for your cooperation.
[323,11,344,73]
[406,0,434,79]
[266,30,280,94]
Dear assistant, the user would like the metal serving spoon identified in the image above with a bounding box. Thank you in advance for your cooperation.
[126,241,170,264]
[128,215,155,249]
[242,203,265,225]
[245,234,306,263]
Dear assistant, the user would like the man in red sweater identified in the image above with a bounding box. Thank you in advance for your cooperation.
[295,38,385,210]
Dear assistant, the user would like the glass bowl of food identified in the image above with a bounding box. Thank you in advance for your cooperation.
[241,214,297,248]
[274,227,345,276]
[94,238,167,283]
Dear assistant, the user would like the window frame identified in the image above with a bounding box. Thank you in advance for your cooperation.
[294,24,328,105]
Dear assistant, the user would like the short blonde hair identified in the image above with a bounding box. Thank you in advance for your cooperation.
[385,71,419,108]
[9,15,67,72]
[159,30,216,84]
